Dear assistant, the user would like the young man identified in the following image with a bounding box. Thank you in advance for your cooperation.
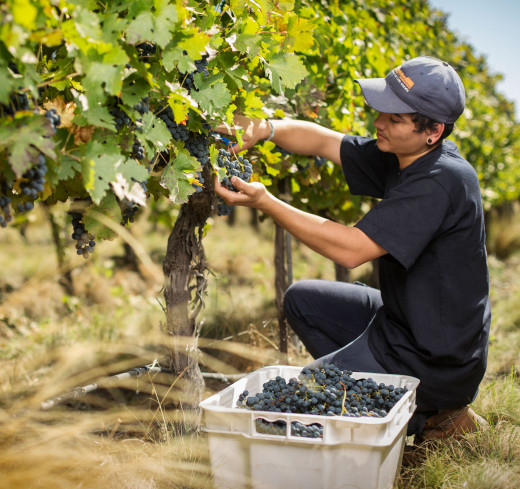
[214,56,490,441]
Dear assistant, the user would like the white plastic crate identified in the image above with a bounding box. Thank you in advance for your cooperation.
[200,365,419,489]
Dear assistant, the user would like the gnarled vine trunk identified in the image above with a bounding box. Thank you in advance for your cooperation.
[161,164,213,427]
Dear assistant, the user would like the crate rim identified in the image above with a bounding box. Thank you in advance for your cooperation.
[200,365,420,427]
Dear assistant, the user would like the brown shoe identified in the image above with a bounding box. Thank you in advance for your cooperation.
[418,406,487,442]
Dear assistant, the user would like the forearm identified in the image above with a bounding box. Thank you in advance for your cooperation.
[268,120,343,163]
[257,192,384,269]
[223,116,343,164]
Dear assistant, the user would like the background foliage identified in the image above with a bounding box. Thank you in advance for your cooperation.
[1,0,519,249]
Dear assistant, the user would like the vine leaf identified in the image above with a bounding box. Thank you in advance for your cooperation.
[121,76,151,107]
[51,155,83,183]
[286,15,315,52]
[76,105,116,131]
[160,149,199,205]
[263,53,307,94]
[191,81,232,115]
[139,112,172,151]
[83,62,123,98]
[83,192,121,241]
[0,69,16,105]
[126,5,178,48]
[233,32,262,59]
[82,140,123,204]
[0,116,56,177]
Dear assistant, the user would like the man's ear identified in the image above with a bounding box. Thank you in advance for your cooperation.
[428,122,445,144]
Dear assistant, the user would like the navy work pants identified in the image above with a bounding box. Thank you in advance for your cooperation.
[283,279,436,435]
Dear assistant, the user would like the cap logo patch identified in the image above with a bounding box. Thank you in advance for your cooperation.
[393,66,414,91]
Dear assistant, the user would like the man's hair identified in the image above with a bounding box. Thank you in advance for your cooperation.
[412,113,454,141]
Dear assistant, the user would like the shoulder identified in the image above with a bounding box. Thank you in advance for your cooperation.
[434,141,480,188]
[340,134,395,165]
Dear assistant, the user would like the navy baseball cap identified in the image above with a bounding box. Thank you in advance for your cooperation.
[355,56,465,123]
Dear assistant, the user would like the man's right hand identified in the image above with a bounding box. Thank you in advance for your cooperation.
[213,174,268,209]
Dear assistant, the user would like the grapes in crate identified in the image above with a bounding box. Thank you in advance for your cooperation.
[236,362,408,439]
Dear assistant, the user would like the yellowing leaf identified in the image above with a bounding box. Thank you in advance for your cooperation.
[11,0,38,30]
[178,29,211,59]
[286,14,315,52]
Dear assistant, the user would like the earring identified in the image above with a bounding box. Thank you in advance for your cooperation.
[427,138,433,144]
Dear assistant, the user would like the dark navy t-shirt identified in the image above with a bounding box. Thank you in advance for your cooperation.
[340,135,491,409]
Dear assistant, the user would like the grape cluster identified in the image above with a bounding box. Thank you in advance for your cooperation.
[120,199,140,225]
[216,149,253,216]
[110,105,132,132]
[186,132,210,194]
[274,145,293,158]
[136,42,156,61]
[132,138,145,160]
[120,181,147,225]
[180,53,209,92]
[134,97,149,116]
[185,132,210,166]
[70,213,96,259]
[236,362,408,436]
[0,193,12,228]
[0,92,30,116]
[192,171,204,194]
[109,98,148,162]
[16,153,48,214]
[314,156,327,168]
[155,106,190,142]
[44,108,61,134]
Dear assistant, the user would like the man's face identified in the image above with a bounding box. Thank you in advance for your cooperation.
[373,112,428,162]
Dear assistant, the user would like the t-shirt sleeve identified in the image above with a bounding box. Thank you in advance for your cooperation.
[355,176,452,270]
[340,135,392,198]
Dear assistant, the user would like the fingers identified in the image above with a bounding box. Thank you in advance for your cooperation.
[213,175,259,207]
[215,116,262,153]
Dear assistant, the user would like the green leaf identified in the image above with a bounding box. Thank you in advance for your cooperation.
[0,68,16,105]
[81,140,125,204]
[120,76,151,107]
[276,0,295,12]
[0,115,56,177]
[263,53,307,94]
[233,33,262,59]
[53,155,82,182]
[191,82,232,115]
[138,112,172,152]
[178,29,212,60]
[160,149,198,205]
[84,62,123,97]
[75,104,116,131]
[83,192,121,241]
[162,45,188,73]
[126,5,177,48]
[167,91,192,123]
[243,91,267,118]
